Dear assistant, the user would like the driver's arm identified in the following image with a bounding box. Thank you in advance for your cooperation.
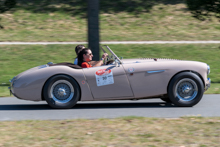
[92,60,104,67]
[92,53,108,67]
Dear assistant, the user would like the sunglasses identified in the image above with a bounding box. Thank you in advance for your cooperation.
[87,53,93,56]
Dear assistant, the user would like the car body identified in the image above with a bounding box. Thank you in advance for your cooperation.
[9,46,211,108]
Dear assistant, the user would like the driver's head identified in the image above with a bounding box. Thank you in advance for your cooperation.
[75,45,85,55]
[77,48,93,66]
[83,49,93,62]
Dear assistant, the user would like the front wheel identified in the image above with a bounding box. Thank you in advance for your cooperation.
[168,72,204,107]
[43,75,80,109]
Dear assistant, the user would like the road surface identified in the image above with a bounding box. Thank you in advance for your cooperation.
[0,94,219,121]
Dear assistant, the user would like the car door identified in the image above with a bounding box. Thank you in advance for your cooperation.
[83,64,134,99]
[122,62,169,98]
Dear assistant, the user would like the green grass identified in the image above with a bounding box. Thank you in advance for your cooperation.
[0,117,219,146]
[0,0,220,41]
[204,83,220,94]
[0,86,10,97]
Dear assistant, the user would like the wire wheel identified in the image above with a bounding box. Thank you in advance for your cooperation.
[50,80,74,103]
[168,72,204,107]
[175,78,198,102]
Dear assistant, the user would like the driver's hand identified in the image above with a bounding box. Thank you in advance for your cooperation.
[102,53,108,59]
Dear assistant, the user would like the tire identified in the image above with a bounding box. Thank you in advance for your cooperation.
[43,75,80,109]
[168,72,204,107]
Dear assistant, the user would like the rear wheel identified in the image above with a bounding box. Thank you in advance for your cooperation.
[43,75,80,109]
[168,72,204,107]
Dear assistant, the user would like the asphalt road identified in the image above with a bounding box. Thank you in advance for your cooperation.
[0,94,219,121]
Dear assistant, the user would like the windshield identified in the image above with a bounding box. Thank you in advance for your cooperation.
[101,45,122,64]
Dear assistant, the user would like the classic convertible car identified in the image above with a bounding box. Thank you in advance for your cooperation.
[9,46,211,108]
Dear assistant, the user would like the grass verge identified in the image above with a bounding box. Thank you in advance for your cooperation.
[0,117,219,146]
[0,1,220,41]
[0,86,10,97]
[205,83,220,94]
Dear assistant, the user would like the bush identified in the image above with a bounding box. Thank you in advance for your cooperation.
[0,0,16,13]
[186,0,220,20]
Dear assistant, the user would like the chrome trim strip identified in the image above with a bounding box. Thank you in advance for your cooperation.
[147,70,165,74]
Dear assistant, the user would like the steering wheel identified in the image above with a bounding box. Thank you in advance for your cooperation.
[103,53,114,65]
[106,60,114,65]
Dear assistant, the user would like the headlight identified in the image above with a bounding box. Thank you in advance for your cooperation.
[207,65,210,75]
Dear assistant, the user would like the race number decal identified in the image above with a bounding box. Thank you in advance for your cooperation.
[95,69,114,86]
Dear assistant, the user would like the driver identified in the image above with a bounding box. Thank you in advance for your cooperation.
[77,48,108,68]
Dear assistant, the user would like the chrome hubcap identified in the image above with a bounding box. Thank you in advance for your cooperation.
[175,78,198,101]
[50,80,74,103]
[182,85,191,93]
[58,88,67,96]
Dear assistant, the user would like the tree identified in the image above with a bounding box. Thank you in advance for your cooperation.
[186,0,220,20]
[0,0,16,29]
[0,0,16,13]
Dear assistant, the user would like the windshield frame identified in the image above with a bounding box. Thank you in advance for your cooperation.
[102,45,122,64]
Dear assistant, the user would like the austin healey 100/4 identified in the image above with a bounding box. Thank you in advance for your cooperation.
[9,46,211,108]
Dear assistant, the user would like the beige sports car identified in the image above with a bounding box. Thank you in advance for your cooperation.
[9,46,211,109]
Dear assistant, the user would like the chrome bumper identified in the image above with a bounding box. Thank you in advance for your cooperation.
[205,78,211,91]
